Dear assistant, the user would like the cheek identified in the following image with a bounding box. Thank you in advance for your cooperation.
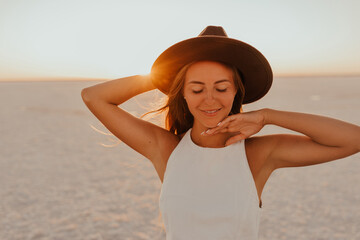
[228,96,236,106]
[220,93,236,107]
[185,97,201,111]
[184,97,205,118]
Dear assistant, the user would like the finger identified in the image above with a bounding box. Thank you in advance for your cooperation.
[203,114,240,135]
[225,133,247,146]
[204,121,230,135]
[218,115,237,126]
[217,127,229,134]
[216,121,239,134]
[211,121,233,135]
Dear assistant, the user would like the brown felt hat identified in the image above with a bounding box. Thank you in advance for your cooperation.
[150,25,273,104]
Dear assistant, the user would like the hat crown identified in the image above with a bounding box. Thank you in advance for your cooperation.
[198,26,228,37]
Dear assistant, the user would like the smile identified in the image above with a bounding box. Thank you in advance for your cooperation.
[201,108,222,115]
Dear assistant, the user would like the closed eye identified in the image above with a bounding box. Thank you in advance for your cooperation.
[192,90,203,94]
[216,88,227,92]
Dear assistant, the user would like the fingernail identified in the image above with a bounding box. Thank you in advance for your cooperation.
[217,121,222,126]
[200,131,205,135]
[205,129,210,134]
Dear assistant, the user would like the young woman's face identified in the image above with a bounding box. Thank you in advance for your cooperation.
[183,61,237,129]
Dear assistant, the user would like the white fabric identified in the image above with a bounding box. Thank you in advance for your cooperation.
[159,129,262,240]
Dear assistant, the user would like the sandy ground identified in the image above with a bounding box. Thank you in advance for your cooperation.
[0,77,359,240]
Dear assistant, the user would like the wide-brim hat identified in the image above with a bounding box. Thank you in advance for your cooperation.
[150,26,273,104]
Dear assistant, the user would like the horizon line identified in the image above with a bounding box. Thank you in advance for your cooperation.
[1,73,360,82]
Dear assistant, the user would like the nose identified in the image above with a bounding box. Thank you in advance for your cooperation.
[204,90,216,104]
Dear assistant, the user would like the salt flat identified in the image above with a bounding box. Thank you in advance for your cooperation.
[0,77,359,240]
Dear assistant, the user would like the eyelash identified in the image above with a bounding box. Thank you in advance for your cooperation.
[217,88,227,92]
[192,89,227,94]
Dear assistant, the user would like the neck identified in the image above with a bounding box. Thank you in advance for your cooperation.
[190,125,232,148]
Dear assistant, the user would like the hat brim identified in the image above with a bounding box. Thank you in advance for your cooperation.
[150,36,273,104]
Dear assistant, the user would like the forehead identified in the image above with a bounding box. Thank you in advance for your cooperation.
[185,61,234,84]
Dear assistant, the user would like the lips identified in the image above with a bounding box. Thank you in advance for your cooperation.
[200,108,222,116]
[204,109,219,113]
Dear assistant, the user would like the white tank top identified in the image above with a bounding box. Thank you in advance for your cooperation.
[159,129,262,240]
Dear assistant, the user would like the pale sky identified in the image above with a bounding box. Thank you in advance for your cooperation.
[0,0,359,80]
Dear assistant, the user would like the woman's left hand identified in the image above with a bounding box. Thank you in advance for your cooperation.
[203,109,266,146]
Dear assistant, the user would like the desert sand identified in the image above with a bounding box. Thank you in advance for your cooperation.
[1,76,359,240]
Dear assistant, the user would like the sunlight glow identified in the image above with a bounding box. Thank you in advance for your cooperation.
[0,0,359,80]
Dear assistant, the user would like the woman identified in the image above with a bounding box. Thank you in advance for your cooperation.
[81,26,360,239]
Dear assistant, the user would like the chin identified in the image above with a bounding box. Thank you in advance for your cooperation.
[193,110,231,129]
[201,118,222,129]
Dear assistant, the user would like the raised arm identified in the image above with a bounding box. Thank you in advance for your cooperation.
[82,75,155,106]
[81,75,179,181]
[204,108,360,169]
[261,109,360,168]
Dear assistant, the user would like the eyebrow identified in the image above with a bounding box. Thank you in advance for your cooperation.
[188,79,231,85]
